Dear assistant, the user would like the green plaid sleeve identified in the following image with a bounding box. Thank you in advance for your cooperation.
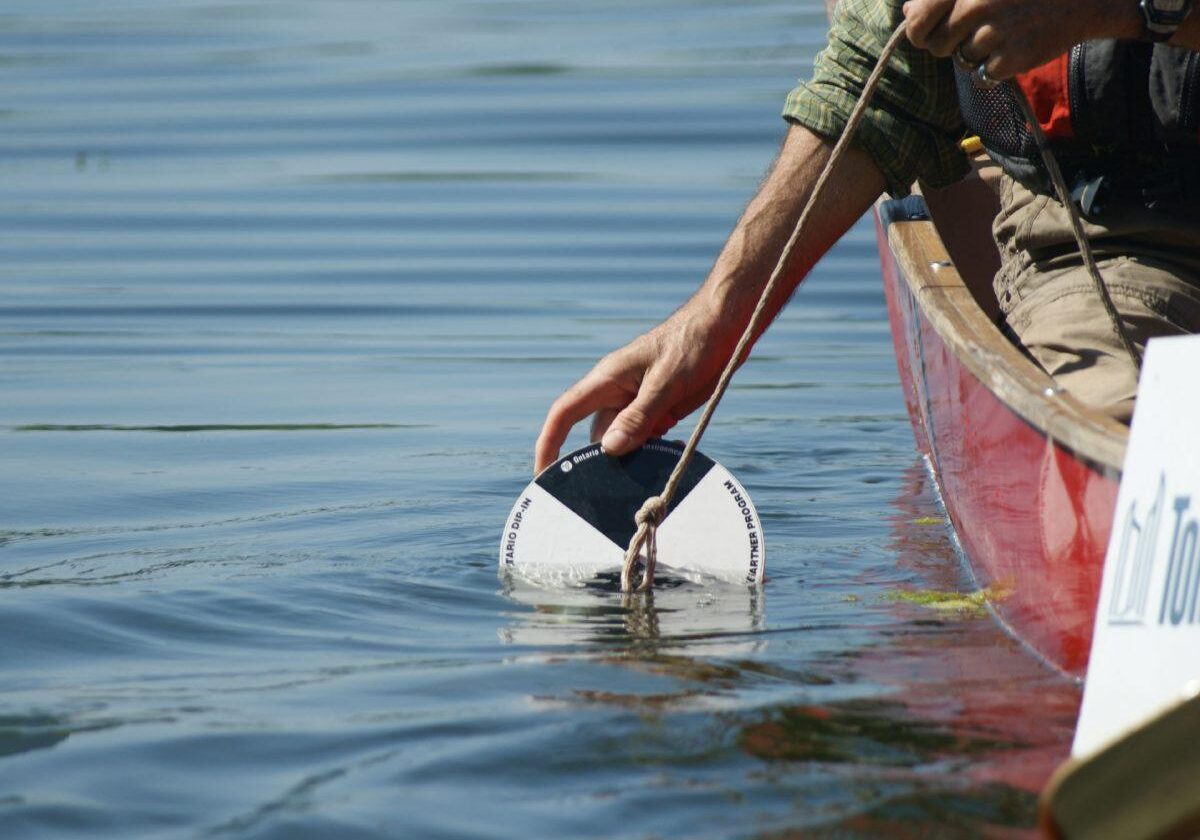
[782,0,969,196]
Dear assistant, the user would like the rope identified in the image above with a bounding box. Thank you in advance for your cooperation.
[619,22,912,592]
[1011,87,1142,369]
[617,25,1142,592]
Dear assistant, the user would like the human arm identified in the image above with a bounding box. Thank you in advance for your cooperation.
[904,0,1200,81]
[532,124,887,474]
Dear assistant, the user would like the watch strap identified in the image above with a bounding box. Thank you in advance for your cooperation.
[1140,0,1195,42]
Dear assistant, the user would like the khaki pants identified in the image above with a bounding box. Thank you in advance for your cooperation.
[992,175,1200,423]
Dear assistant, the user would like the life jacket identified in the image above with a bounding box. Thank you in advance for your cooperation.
[955,40,1200,212]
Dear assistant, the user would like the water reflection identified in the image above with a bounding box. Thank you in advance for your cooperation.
[496,459,1077,834]
[499,568,766,657]
[732,460,1078,835]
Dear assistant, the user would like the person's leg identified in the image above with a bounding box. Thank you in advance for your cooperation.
[1001,255,1200,423]
[990,174,1200,424]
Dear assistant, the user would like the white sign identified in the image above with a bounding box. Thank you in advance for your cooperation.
[1075,335,1200,757]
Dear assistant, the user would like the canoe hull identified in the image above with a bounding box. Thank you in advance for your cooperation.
[875,211,1119,678]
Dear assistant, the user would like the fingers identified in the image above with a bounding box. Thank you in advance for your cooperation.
[534,372,624,474]
[589,407,619,444]
[902,0,956,49]
[534,373,678,473]
[906,0,1074,80]
[599,381,677,458]
[981,52,1013,82]
[591,405,678,445]
[947,25,1011,82]
[955,25,997,64]
[905,0,1003,64]
[534,315,712,471]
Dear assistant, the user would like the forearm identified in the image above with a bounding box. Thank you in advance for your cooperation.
[688,124,887,351]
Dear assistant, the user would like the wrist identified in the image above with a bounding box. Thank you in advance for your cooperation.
[657,295,740,367]
[687,285,740,338]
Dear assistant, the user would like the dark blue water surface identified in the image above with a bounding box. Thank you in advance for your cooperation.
[1,2,1078,837]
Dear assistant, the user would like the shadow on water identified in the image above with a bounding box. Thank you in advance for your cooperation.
[740,698,1042,838]
[759,786,1040,840]
[739,699,1014,767]
[0,716,72,761]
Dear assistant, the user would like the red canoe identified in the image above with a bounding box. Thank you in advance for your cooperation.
[873,175,1128,679]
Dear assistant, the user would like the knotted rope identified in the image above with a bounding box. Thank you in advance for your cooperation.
[619,22,912,591]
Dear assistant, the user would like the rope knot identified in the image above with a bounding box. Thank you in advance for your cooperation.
[621,496,665,592]
[635,496,665,527]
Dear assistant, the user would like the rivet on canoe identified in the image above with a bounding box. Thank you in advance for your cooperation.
[929,260,953,270]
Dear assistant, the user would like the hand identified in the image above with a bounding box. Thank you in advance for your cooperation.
[533,300,737,474]
[902,0,1142,81]
[532,125,889,475]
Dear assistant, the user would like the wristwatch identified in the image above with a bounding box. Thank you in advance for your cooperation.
[1140,0,1194,41]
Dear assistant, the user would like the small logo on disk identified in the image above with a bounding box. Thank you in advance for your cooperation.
[560,460,573,473]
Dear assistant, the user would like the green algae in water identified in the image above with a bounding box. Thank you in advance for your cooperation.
[912,516,944,526]
[884,587,1007,616]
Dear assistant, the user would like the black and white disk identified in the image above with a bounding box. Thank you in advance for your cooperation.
[500,439,764,584]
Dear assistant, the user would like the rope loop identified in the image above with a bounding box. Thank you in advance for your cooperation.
[621,497,664,592]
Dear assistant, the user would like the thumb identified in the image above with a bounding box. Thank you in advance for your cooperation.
[600,384,673,457]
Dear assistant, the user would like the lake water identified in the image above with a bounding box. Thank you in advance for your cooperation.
[0,2,1080,837]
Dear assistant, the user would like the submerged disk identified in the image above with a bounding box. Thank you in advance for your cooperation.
[500,439,764,584]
